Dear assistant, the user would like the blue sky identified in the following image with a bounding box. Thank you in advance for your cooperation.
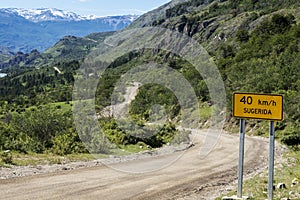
[0,0,171,16]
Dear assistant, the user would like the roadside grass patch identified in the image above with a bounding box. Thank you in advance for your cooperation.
[217,150,300,199]
[109,143,151,156]
[0,152,96,167]
[0,146,152,167]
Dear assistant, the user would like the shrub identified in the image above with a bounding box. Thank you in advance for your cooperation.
[1,150,13,164]
[51,131,87,155]
[236,28,249,42]
[281,133,300,146]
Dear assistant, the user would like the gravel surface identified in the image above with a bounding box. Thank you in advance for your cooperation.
[0,141,193,180]
[0,83,288,199]
[0,130,287,200]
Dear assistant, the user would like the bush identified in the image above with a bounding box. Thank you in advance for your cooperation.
[7,132,44,153]
[1,150,13,164]
[281,133,300,146]
[51,131,87,155]
[12,106,73,150]
[236,28,249,42]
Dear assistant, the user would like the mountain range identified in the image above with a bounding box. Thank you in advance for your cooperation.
[0,8,138,54]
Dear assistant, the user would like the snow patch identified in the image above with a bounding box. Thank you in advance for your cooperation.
[0,8,139,23]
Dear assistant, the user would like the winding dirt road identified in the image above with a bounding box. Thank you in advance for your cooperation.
[0,129,274,200]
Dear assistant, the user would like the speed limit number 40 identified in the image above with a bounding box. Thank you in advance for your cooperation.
[233,93,283,121]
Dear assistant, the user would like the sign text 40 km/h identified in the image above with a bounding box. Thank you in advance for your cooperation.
[233,93,283,121]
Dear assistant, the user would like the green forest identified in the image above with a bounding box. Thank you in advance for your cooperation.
[0,0,299,164]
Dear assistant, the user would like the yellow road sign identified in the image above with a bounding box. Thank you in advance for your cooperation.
[233,93,283,121]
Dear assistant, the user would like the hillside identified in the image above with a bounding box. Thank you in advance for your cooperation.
[132,0,300,47]
[0,31,114,70]
[129,0,300,139]
[0,0,299,170]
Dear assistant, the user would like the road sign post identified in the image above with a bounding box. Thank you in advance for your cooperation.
[268,121,275,200]
[232,93,283,199]
[237,119,245,198]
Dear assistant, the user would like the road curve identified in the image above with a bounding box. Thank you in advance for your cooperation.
[0,129,272,200]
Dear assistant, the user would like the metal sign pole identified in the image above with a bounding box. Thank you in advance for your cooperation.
[237,118,246,198]
[268,121,275,200]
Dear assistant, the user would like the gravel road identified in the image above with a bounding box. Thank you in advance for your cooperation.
[0,128,284,200]
[0,84,285,199]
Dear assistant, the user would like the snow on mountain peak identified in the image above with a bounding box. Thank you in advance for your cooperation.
[1,8,139,23]
[3,8,84,22]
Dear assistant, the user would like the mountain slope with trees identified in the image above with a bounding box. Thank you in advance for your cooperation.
[130,0,300,145]
[0,0,299,161]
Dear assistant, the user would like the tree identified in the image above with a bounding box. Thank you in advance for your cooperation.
[270,14,293,34]
[236,28,249,42]
[12,106,72,149]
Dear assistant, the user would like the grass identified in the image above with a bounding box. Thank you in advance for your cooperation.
[49,101,72,113]
[0,143,152,167]
[0,101,73,118]
[200,104,213,122]
[217,149,300,199]
[181,102,213,128]
[120,144,151,154]
[25,101,72,113]
[0,151,96,167]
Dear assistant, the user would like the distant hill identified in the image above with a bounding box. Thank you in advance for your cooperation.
[0,8,138,53]
[0,32,114,70]
[0,47,14,62]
